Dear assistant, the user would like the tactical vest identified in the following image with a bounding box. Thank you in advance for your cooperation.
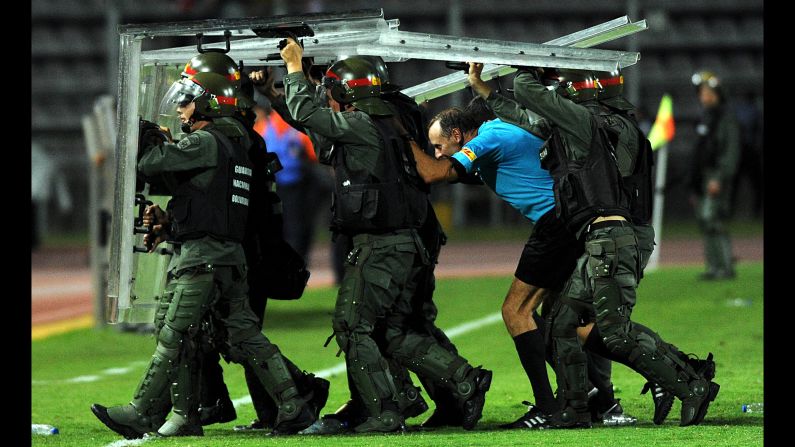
[597,111,655,225]
[539,115,631,233]
[169,128,253,242]
[330,116,428,233]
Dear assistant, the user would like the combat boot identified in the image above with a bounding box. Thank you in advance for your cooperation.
[680,378,720,427]
[156,413,204,437]
[400,385,429,419]
[459,367,493,430]
[353,410,405,433]
[298,416,351,435]
[198,397,237,426]
[90,403,157,440]
[271,397,317,435]
[308,377,331,419]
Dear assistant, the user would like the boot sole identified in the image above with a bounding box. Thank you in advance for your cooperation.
[90,404,146,440]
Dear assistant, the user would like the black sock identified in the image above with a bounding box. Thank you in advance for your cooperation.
[513,329,557,414]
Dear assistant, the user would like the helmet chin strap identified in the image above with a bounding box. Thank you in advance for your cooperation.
[181,117,196,134]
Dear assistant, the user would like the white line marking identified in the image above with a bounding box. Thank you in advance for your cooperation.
[66,375,101,383]
[33,361,147,385]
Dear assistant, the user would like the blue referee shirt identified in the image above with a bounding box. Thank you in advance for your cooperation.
[451,119,555,223]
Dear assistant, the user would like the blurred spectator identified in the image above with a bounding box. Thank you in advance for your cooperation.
[732,92,763,218]
[689,71,741,280]
[31,142,73,250]
[253,103,329,263]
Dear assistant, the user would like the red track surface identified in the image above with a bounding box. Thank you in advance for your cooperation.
[31,237,762,327]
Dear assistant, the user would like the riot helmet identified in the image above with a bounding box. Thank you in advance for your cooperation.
[595,68,635,111]
[540,68,600,103]
[182,52,241,86]
[159,71,238,124]
[322,56,392,116]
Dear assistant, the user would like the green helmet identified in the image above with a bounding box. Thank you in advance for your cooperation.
[322,56,392,116]
[182,51,241,86]
[159,71,238,120]
[595,69,635,111]
[182,52,258,111]
[541,68,602,103]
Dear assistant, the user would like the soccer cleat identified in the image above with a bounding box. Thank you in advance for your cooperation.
[233,419,269,432]
[641,382,675,425]
[499,402,550,429]
[538,406,592,429]
[599,400,637,427]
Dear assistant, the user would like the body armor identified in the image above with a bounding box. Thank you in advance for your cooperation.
[539,115,631,233]
[330,117,427,233]
[169,129,253,242]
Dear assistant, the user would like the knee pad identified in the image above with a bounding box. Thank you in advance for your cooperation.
[155,324,183,361]
[600,323,635,358]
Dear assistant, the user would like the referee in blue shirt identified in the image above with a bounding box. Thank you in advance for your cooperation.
[409,100,583,428]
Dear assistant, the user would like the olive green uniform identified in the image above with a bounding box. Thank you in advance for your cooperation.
[284,71,489,431]
[691,104,741,278]
[508,70,714,426]
[272,87,461,426]
[103,121,311,436]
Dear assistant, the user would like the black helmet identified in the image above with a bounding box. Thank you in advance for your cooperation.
[322,56,392,116]
[595,69,635,111]
[691,70,723,100]
[541,68,600,103]
[182,52,241,86]
[159,71,237,120]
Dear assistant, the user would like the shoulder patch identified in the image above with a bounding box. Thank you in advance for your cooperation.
[460,147,477,162]
[177,133,201,149]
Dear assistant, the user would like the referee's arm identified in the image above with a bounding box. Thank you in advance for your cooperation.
[409,140,463,184]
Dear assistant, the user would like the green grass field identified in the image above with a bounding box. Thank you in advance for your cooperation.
[32,263,764,446]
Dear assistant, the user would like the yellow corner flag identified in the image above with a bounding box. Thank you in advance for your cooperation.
[647,94,675,151]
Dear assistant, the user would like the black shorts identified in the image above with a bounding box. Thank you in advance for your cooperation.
[515,209,584,289]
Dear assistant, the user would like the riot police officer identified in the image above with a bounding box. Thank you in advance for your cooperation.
[280,38,492,433]
[91,71,317,438]
[251,58,466,432]
[690,71,741,280]
[507,66,720,428]
[178,51,329,433]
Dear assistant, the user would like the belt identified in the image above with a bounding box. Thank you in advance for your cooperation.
[587,219,630,233]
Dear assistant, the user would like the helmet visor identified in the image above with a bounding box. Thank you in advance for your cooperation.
[158,78,205,119]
